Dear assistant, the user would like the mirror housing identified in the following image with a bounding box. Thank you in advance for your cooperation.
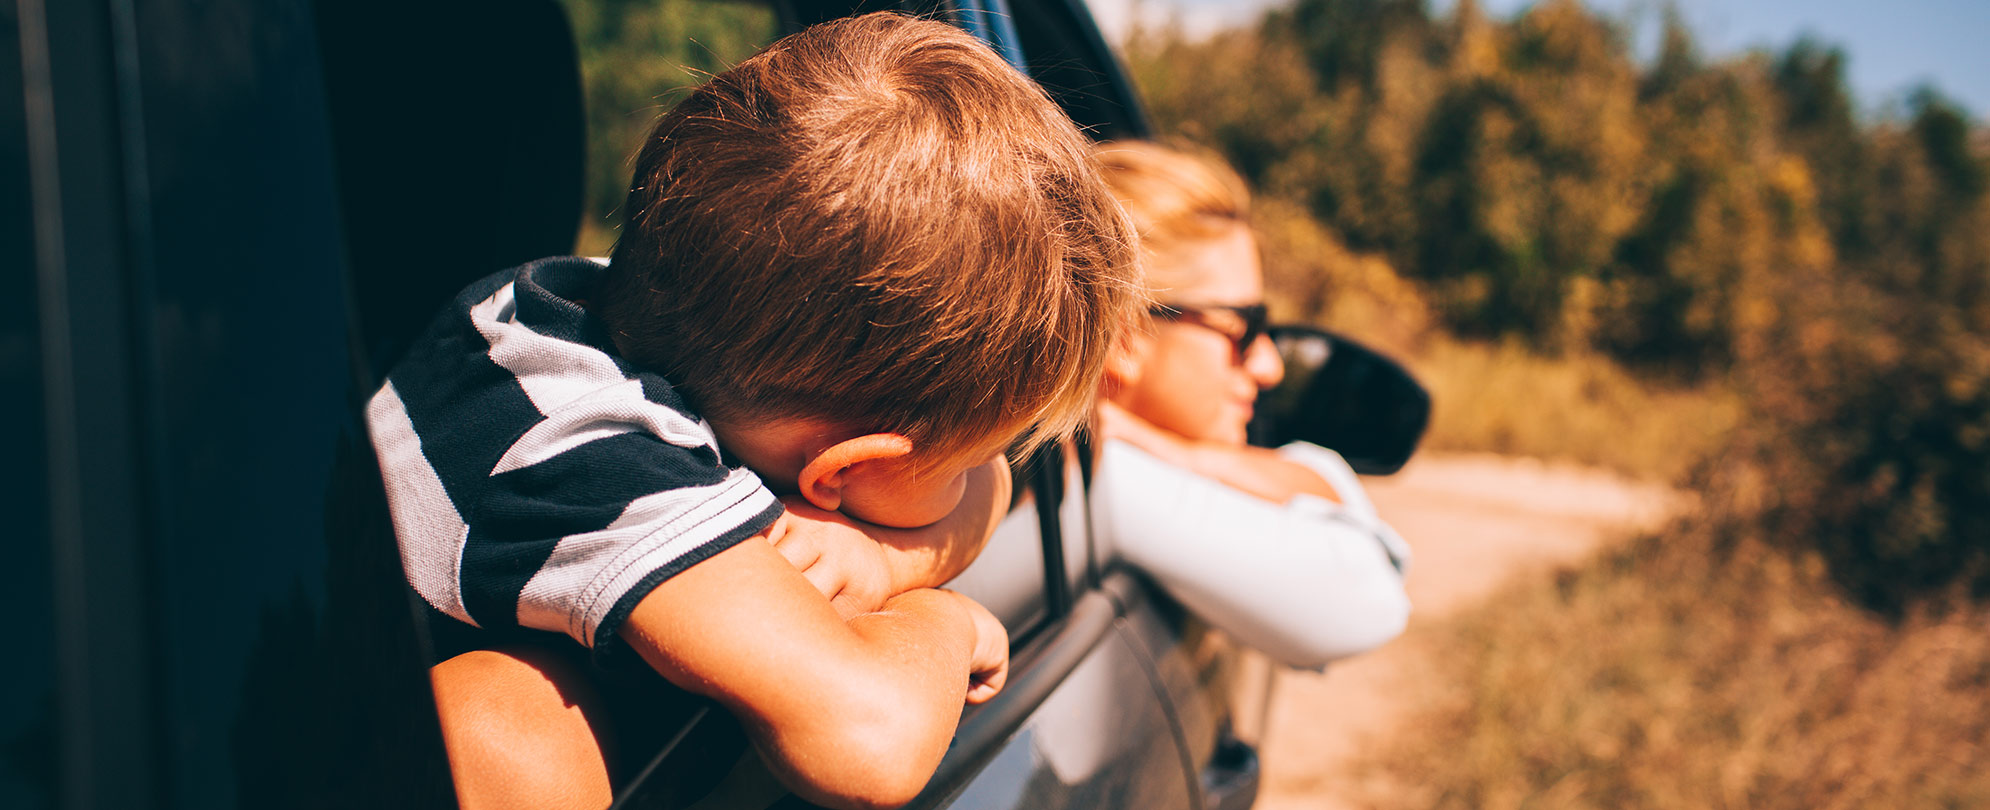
[1247,326,1430,475]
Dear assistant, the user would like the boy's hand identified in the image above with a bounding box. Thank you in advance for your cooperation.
[876,454,1011,592]
[950,591,1009,704]
[770,455,1012,618]
[619,538,997,809]
[735,519,1012,696]
[768,502,897,620]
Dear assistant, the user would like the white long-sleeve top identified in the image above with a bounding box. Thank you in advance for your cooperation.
[1092,439,1412,670]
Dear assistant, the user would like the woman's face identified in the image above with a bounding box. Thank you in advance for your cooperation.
[1109,225,1285,446]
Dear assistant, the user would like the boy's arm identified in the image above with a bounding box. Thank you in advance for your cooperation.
[618,535,1007,810]
[429,646,617,810]
[770,455,1011,618]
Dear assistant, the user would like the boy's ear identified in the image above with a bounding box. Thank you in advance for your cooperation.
[797,433,916,512]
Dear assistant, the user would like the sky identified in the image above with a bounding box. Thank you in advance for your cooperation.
[1085,0,1990,120]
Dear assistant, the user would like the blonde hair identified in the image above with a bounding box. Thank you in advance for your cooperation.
[1091,141,1253,297]
[598,12,1141,464]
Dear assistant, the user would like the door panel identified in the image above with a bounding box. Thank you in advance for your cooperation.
[1116,591,1264,810]
[934,628,1195,810]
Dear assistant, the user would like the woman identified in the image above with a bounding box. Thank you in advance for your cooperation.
[1091,141,1410,670]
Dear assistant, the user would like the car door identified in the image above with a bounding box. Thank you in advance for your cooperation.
[906,442,1199,810]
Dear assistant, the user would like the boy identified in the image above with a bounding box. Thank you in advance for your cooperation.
[366,12,1140,810]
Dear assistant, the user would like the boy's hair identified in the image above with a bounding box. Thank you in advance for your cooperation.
[1092,140,1252,297]
[599,12,1140,463]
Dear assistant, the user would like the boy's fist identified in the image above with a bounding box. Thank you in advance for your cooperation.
[949,591,1009,704]
[769,454,1011,617]
[768,502,896,619]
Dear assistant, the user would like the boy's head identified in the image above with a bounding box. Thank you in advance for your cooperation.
[597,12,1141,524]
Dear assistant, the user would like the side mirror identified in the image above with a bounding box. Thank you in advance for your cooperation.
[1247,326,1430,475]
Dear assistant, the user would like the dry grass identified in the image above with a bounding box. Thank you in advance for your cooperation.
[1408,339,1741,484]
[1363,525,1990,810]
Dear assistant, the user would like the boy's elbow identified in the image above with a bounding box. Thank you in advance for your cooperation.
[788,755,932,810]
[775,726,942,809]
[758,677,956,809]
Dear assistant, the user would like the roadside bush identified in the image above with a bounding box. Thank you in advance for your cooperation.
[1415,339,1737,483]
[1708,96,1990,615]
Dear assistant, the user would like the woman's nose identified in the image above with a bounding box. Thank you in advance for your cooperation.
[1244,333,1284,389]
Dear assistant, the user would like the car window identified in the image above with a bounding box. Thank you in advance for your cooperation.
[563,0,781,255]
[130,0,453,806]
[949,440,1093,644]
[1053,439,1095,594]
[1008,0,1150,141]
[947,496,1055,635]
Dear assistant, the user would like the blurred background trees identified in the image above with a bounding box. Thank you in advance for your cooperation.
[1125,0,1989,612]
[561,0,775,254]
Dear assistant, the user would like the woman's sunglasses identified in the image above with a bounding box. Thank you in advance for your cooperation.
[1149,303,1270,362]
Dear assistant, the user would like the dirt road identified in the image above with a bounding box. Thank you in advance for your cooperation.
[1250,453,1680,810]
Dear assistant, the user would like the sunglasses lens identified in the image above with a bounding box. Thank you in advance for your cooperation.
[1153,303,1270,361]
[1236,306,1268,356]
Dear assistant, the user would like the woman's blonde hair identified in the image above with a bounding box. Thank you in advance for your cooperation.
[1091,141,1253,297]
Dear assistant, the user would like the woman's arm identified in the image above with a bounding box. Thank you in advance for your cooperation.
[1094,439,1410,670]
[1098,401,1341,505]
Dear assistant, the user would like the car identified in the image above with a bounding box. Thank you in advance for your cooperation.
[5,0,1427,808]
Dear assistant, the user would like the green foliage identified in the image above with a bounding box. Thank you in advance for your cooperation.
[1126,0,1990,609]
[560,0,777,254]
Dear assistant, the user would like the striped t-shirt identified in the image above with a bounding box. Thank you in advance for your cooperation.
[366,256,782,659]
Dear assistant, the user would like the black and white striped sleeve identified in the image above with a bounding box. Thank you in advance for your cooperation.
[366,261,782,656]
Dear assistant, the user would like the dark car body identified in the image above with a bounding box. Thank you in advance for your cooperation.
[8,0,1423,808]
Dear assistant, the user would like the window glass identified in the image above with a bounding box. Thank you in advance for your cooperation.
[949,438,1091,644]
[1007,0,1148,142]
[129,0,450,806]
[561,0,780,254]
[949,503,1053,635]
[0,0,57,805]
